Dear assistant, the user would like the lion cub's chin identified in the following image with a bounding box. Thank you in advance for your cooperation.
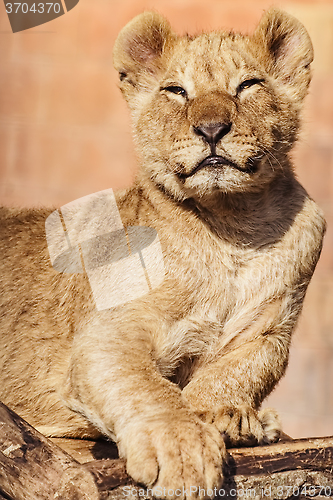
[149,158,270,204]
[179,167,260,200]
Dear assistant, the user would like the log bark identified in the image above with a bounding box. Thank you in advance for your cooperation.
[74,437,333,499]
[1,400,332,500]
[226,436,333,475]
[0,402,99,500]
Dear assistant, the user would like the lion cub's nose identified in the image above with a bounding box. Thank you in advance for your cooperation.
[194,122,232,148]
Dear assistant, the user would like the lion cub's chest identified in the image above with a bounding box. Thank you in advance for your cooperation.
[155,239,263,378]
[168,229,258,300]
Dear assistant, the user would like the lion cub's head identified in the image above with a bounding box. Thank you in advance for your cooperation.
[113,10,313,202]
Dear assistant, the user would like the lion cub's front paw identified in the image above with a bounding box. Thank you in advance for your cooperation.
[198,405,281,448]
[119,414,226,499]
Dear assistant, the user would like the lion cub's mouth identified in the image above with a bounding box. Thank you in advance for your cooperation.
[177,155,257,180]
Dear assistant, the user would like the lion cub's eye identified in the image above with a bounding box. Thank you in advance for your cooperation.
[237,78,264,94]
[162,86,188,98]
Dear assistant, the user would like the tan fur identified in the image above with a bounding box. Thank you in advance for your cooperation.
[0,9,326,498]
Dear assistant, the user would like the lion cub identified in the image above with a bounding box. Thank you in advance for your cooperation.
[0,8,325,498]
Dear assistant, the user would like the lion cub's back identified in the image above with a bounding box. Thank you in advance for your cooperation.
[0,206,92,345]
[0,207,52,312]
[0,206,56,311]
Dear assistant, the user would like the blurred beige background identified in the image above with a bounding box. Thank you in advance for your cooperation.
[0,0,332,438]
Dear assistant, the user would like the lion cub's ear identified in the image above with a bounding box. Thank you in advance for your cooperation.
[113,12,177,99]
[253,9,313,99]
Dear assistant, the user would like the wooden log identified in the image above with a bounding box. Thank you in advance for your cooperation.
[53,434,333,476]
[51,435,333,499]
[77,437,333,499]
[0,402,99,500]
[51,433,292,465]
[222,437,333,500]
[1,400,333,500]
[226,436,333,476]
[52,436,119,464]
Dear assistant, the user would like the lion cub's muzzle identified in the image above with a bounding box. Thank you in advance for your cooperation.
[193,122,232,154]
[178,120,258,179]
[176,92,261,179]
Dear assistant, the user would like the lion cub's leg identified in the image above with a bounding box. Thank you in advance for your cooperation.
[182,331,286,448]
[62,312,225,499]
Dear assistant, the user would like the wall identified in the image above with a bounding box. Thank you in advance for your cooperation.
[0,0,332,438]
